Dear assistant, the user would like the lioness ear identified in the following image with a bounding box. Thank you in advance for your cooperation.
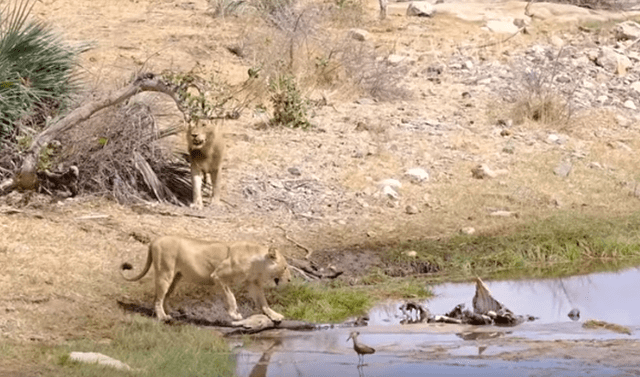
[267,247,278,260]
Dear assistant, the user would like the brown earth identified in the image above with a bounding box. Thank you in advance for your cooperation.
[2,0,640,372]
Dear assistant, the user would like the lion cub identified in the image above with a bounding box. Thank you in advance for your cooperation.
[187,119,224,209]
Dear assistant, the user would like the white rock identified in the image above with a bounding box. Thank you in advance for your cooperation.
[406,2,434,17]
[387,54,406,65]
[490,210,517,217]
[461,227,476,235]
[403,250,418,258]
[378,179,402,189]
[631,82,640,94]
[405,168,429,183]
[485,20,519,34]
[382,185,399,199]
[623,100,637,110]
[615,21,640,41]
[596,47,631,75]
[69,352,131,371]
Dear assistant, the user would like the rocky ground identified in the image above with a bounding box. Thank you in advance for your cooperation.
[2,0,640,369]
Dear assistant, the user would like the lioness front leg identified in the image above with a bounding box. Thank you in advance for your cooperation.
[248,283,284,322]
[190,169,204,209]
[211,272,243,320]
[208,169,221,205]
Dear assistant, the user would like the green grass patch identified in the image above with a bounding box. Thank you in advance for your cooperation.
[10,317,235,377]
[268,280,372,323]
[268,276,431,323]
[386,212,640,282]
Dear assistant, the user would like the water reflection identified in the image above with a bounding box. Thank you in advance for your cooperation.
[248,340,281,377]
[374,267,640,327]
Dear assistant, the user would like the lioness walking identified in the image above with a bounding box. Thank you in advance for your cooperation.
[120,236,291,321]
[187,119,224,209]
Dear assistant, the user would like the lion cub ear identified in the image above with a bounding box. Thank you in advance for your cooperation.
[267,247,278,260]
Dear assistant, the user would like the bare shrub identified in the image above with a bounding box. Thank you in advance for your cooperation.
[207,0,248,17]
[328,39,412,101]
[510,69,572,125]
[56,101,190,204]
[508,49,576,126]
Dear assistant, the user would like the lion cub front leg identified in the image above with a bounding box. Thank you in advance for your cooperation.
[210,272,243,321]
[248,283,284,322]
[190,168,204,210]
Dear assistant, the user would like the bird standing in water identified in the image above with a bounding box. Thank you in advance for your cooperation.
[347,331,375,365]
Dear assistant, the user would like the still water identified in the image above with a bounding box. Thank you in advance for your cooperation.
[234,267,640,377]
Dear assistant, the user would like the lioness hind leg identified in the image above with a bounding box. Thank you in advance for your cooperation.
[154,273,175,321]
[248,283,284,322]
[210,272,243,320]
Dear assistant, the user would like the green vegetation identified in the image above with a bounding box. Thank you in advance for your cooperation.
[0,0,80,144]
[386,213,640,282]
[268,74,311,129]
[583,319,632,335]
[5,317,235,377]
[268,275,431,323]
[268,281,371,322]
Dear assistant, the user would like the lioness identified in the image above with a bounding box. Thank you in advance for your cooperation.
[120,236,291,321]
[187,119,224,209]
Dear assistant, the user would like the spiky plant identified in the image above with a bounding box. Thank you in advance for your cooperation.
[0,0,81,145]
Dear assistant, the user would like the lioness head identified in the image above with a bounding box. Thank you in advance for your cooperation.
[267,247,292,287]
[187,119,219,153]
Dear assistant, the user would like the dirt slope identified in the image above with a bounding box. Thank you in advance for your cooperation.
[2,0,640,348]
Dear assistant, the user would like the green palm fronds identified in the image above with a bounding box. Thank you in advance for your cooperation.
[0,0,81,144]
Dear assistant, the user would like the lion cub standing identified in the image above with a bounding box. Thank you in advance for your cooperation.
[187,119,224,209]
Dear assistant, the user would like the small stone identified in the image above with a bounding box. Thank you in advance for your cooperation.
[490,210,517,217]
[596,95,608,104]
[387,55,406,65]
[471,164,507,179]
[405,205,419,214]
[550,35,564,48]
[348,28,369,42]
[554,161,572,177]
[623,100,636,110]
[630,82,640,94]
[366,231,377,238]
[405,168,429,183]
[461,227,476,235]
[464,61,474,70]
[288,167,301,176]
[403,250,418,258]
[406,2,435,17]
[69,352,131,371]
[382,185,399,200]
[378,179,402,189]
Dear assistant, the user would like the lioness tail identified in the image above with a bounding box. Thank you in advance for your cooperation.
[120,246,153,281]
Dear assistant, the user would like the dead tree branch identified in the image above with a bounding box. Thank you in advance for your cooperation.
[4,73,186,192]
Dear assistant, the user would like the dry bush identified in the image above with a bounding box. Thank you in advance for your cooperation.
[56,100,191,205]
[507,49,577,127]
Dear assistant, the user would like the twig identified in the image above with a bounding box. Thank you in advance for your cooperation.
[276,225,313,259]
[289,265,317,281]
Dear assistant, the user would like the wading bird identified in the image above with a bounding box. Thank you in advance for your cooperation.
[347,331,375,365]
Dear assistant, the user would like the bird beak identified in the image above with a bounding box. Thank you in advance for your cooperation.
[346,335,352,342]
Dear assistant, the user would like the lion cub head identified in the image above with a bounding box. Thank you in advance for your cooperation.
[267,247,292,287]
[187,119,221,158]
